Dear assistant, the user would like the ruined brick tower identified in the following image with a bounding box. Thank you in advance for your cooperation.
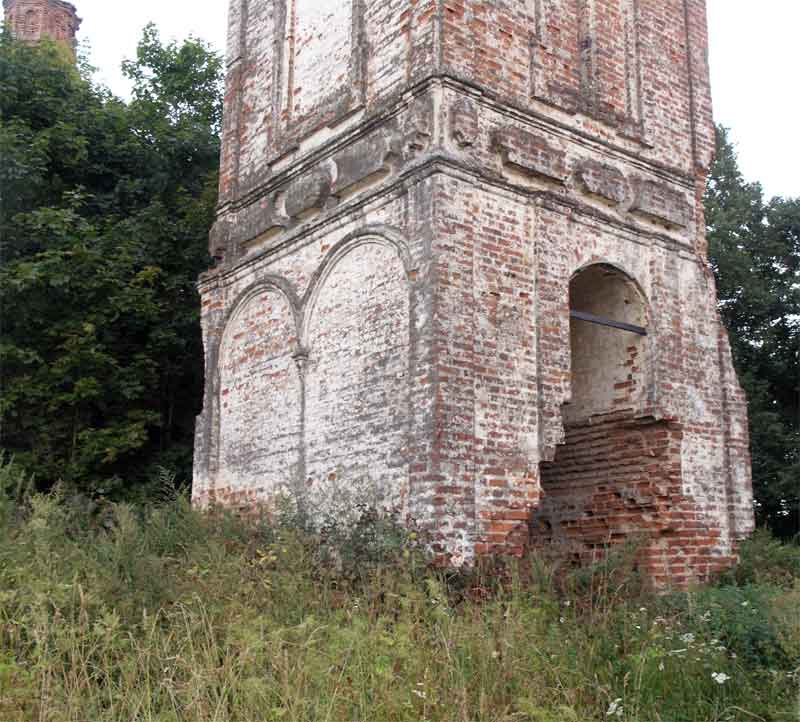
[195,0,755,582]
[3,0,81,54]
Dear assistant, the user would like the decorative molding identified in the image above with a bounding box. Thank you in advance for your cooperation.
[629,179,691,229]
[283,163,335,218]
[529,0,645,141]
[210,76,700,262]
[576,160,629,205]
[275,0,366,142]
[402,95,435,159]
[450,98,479,149]
[623,0,644,137]
[578,0,597,115]
[331,124,402,195]
[491,126,568,184]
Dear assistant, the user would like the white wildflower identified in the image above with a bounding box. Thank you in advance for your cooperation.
[711,672,730,685]
[606,698,624,718]
[680,632,695,644]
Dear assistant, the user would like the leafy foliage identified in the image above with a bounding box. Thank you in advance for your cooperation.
[705,126,800,537]
[0,453,33,526]
[723,528,800,588]
[0,27,222,495]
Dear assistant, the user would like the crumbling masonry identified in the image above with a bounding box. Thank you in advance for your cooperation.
[3,0,81,54]
[194,0,755,583]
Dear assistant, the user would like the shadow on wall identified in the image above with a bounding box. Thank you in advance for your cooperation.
[565,264,648,424]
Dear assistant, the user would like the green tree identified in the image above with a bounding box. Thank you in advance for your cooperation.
[0,26,221,496]
[705,126,800,538]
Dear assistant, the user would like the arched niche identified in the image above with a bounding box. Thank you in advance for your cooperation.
[281,0,362,127]
[565,263,648,424]
[304,238,411,523]
[216,285,303,500]
[24,9,41,37]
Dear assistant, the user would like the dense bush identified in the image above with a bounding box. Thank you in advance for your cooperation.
[0,28,221,495]
[706,127,800,538]
[0,459,797,722]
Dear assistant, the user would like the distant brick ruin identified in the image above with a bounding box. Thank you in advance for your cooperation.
[194,0,755,584]
[3,0,81,55]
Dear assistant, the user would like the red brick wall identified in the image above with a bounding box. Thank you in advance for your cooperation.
[196,0,754,577]
[3,0,81,51]
[535,415,738,585]
[440,0,712,177]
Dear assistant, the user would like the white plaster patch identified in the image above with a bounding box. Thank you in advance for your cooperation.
[217,289,303,499]
[305,241,411,524]
[680,429,731,551]
[291,0,353,118]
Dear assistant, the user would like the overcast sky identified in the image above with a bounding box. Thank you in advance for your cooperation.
[5,1,798,200]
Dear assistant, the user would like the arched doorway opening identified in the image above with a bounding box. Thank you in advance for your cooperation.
[24,9,41,38]
[532,264,658,561]
[565,264,648,423]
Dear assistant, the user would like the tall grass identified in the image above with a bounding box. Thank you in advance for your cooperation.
[0,459,797,721]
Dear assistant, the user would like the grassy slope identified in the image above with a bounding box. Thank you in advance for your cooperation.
[0,469,798,721]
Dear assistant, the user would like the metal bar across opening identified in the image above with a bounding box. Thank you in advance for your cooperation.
[570,310,647,336]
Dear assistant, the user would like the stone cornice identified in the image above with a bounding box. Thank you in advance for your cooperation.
[219,73,699,222]
[201,155,701,294]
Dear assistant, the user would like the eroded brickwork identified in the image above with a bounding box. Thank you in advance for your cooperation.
[3,0,81,54]
[195,0,754,581]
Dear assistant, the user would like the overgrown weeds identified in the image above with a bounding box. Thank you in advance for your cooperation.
[0,457,797,721]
